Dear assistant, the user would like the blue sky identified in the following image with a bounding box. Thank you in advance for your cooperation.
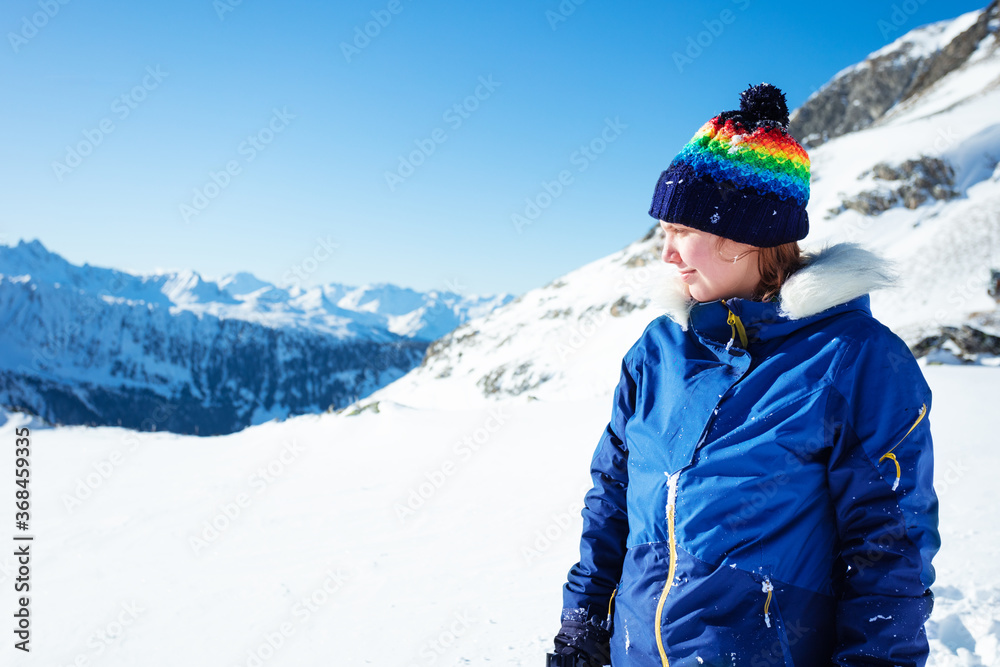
[0,0,988,297]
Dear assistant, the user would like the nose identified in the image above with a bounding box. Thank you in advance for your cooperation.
[661,233,680,265]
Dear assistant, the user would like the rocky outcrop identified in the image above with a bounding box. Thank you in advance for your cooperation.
[789,1,999,148]
[828,155,959,216]
[913,324,1000,362]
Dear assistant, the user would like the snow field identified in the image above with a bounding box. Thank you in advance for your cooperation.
[0,362,996,665]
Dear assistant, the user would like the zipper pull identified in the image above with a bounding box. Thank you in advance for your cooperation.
[666,471,680,512]
[761,578,774,628]
[725,308,748,349]
[879,452,901,491]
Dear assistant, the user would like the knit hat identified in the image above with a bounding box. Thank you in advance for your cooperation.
[648,83,810,247]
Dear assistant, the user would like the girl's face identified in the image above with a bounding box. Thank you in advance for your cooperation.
[659,220,762,302]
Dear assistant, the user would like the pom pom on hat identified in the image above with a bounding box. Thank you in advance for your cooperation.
[739,82,789,126]
[648,82,810,248]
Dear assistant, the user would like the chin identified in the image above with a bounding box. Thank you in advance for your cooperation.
[687,286,717,303]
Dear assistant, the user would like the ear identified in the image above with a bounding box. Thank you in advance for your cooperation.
[714,236,758,262]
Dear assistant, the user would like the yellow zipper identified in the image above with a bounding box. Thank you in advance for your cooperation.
[725,308,748,349]
[761,578,774,628]
[655,471,680,667]
[878,403,927,491]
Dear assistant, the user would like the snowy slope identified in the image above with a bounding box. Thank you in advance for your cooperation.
[0,364,995,666]
[869,6,985,61]
[351,235,666,411]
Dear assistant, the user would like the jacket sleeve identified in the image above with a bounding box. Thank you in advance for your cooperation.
[826,332,941,667]
[562,344,638,623]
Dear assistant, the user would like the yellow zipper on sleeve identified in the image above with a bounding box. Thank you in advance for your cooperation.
[878,403,927,491]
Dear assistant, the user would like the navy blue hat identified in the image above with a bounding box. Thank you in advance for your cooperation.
[649,83,810,247]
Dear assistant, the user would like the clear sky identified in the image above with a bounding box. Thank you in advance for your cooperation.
[0,0,988,297]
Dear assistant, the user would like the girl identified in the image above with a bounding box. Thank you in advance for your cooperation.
[550,84,939,666]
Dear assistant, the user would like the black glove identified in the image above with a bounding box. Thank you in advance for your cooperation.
[546,652,603,667]
[550,614,612,667]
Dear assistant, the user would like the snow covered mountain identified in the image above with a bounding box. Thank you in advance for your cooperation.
[4,7,1000,667]
[789,1,999,148]
[0,240,512,434]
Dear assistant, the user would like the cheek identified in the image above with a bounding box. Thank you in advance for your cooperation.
[684,239,712,267]
[699,251,731,284]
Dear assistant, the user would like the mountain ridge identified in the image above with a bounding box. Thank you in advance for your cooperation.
[0,239,513,434]
[789,1,999,148]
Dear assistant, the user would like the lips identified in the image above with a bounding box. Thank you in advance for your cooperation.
[679,270,695,281]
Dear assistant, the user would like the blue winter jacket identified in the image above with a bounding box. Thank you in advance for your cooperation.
[563,244,940,666]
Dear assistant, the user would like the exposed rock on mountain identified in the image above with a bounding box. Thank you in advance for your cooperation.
[829,155,959,216]
[789,2,999,148]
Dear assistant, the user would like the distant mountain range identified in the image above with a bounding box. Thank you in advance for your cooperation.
[0,239,513,434]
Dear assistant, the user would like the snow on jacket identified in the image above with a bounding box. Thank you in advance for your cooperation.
[562,243,940,666]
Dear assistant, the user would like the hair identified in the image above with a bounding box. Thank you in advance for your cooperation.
[714,237,806,303]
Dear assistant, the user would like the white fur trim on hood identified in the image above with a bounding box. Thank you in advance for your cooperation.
[642,242,899,330]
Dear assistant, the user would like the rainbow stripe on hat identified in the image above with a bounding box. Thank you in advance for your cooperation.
[649,83,812,247]
[673,117,810,206]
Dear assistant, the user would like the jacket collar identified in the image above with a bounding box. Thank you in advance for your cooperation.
[646,242,899,346]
